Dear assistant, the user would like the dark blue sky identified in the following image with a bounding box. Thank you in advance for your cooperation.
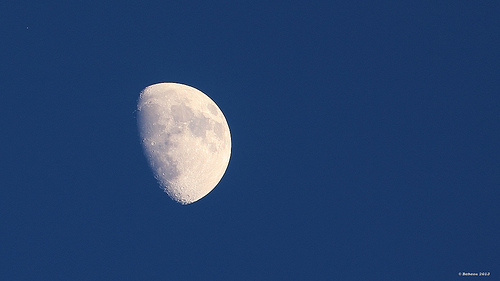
[1,1,499,280]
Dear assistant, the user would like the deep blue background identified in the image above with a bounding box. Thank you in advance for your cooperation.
[1,1,499,280]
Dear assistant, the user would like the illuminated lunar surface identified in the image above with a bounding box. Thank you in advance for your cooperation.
[137,83,231,204]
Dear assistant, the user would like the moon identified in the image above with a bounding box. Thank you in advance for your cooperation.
[137,83,231,205]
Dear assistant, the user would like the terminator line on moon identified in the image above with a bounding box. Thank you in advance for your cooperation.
[137,83,231,204]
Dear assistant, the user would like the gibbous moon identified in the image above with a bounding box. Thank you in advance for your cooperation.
[137,83,231,205]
